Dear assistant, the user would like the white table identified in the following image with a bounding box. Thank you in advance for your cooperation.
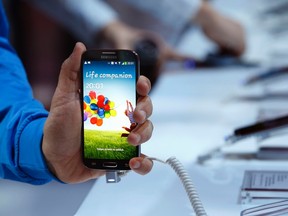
[75,68,288,216]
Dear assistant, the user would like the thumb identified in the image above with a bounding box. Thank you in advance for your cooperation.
[57,42,86,93]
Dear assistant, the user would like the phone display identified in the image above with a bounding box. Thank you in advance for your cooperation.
[81,50,139,170]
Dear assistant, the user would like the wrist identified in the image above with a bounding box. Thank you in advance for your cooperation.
[42,141,62,182]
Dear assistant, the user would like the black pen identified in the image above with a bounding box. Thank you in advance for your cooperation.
[198,115,288,164]
[225,114,288,144]
[244,66,288,86]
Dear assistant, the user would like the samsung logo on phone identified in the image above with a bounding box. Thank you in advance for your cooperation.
[101,55,117,59]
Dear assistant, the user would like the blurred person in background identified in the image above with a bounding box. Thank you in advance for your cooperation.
[24,0,245,56]
[5,0,246,108]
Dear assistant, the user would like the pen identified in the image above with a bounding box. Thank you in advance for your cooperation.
[225,114,288,144]
[244,66,288,86]
[198,115,288,164]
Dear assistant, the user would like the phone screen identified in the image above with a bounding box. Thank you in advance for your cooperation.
[81,50,139,170]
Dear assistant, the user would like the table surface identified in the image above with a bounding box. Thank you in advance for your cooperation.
[75,67,288,216]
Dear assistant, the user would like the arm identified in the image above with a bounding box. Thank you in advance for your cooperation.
[0,2,53,185]
[121,0,245,56]
[193,1,246,56]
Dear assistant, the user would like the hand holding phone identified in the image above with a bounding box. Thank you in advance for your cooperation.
[43,43,153,183]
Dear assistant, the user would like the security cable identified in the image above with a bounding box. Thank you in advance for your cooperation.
[106,157,208,216]
[146,157,208,216]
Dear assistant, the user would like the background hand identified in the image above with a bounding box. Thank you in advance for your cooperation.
[99,21,191,87]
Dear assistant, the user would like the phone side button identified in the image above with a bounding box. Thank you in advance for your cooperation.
[103,162,118,168]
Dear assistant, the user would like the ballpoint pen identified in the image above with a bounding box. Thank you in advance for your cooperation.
[261,1,288,16]
[197,114,288,164]
[244,66,288,86]
[225,114,288,144]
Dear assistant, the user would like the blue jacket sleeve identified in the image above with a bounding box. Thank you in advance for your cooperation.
[0,1,54,185]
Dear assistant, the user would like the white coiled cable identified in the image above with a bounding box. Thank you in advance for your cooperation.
[146,156,208,216]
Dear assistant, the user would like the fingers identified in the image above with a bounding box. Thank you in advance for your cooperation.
[136,75,151,96]
[134,96,153,124]
[130,154,153,175]
[127,120,153,145]
[58,42,86,93]
[135,75,153,123]
[130,76,153,175]
[128,75,153,146]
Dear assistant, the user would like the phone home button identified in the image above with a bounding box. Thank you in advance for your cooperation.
[103,162,118,168]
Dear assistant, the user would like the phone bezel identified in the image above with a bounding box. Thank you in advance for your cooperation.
[80,49,140,170]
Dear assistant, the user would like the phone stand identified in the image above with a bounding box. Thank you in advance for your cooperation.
[105,170,130,183]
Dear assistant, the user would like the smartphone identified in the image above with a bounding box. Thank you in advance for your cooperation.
[81,50,140,170]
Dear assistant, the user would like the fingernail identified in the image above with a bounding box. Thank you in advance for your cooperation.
[139,110,146,123]
[132,161,141,169]
[133,134,141,145]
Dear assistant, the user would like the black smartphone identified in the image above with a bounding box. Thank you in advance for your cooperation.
[81,50,140,170]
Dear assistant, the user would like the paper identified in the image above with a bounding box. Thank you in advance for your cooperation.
[240,170,288,204]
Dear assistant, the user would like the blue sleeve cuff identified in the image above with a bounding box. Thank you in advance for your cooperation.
[18,116,62,184]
